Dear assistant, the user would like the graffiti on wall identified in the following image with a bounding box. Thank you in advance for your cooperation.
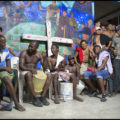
[0,1,94,55]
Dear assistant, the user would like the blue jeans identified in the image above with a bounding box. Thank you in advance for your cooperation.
[84,70,110,80]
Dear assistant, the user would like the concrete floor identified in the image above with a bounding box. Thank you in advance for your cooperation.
[0,94,120,119]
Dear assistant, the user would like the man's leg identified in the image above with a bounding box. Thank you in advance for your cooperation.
[2,76,25,111]
[25,72,36,97]
[96,70,109,102]
[25,72,43,107]
[84,71,98,96]
[53,73,60,104]
[40,73,52,106]
[70,74,83,102]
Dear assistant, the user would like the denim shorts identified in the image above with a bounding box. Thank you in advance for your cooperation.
[84,70,110,80]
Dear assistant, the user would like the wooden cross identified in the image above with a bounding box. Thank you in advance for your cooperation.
[22,20,73,56]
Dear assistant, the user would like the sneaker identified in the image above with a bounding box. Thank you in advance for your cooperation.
[101,94,107,102]
[39,96,50,106]
[32,97,43,107]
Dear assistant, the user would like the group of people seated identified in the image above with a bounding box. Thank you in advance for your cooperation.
[0,22,120,112]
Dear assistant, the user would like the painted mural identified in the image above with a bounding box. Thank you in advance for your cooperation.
[0,1,94,55]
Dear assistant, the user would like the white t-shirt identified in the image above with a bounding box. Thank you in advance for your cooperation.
[95,50,113,74]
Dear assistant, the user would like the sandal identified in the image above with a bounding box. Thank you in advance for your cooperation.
[15,104,25,111]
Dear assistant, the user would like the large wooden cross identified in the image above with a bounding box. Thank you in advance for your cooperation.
[22,20,73,56]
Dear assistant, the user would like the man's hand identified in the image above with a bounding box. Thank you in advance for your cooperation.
[31,69,37,74]
[5,67,13,74]
[94,69,99,73]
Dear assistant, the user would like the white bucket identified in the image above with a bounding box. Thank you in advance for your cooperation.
[77,80,85,95]
[60,82,73,100]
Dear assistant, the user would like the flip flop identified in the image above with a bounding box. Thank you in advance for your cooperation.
[15,104,25,112]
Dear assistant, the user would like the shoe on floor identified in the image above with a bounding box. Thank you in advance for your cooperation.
[101,94,107,102]
[33,97,43,107]
[39,96,50,106]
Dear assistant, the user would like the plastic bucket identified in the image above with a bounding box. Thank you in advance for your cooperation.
[60,82,73,100]
[32,70,47,94]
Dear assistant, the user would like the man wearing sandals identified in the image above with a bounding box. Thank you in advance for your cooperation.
[0,35,25,111]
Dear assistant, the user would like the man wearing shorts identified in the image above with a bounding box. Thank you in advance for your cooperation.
[19,41,52,107]
[0,35,25,111]
[84,45,113,102]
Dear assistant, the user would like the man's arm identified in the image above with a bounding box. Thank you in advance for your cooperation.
[47,57,54,72]
[95,56,109,73]
[76,65,81,80]
[74,51,81,68]
[89,46,95,59]
[0,58,13,73]
[19,51,32,72]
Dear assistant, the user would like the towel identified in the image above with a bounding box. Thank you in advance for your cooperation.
[76,47,83,64]
[55,54,64,68]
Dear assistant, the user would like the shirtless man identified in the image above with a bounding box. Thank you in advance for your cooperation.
[103,24,114,38]
[48,44,83,104]
[19,41,51,107]
[74,40,95,77]
[91,26,112,50]
[47,44,65,104]
[65,55,83,102]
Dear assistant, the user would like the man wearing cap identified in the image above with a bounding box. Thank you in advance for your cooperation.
[84,45,113,102]
[111,25,120,93]
[91,26,112,50]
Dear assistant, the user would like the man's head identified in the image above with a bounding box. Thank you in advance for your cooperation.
[80,40,87,50]
[68,55,75,66]
[0,35,6,51]
[51,44,59,56]
[42,51,47,58]
[112,24,116,31]
[95,26,101,35]
[107,24,113,31]
[52,1,56,6]
[95,21,101,27]
[63,10,67,17]
[28,41,39,54]
[94,45,102,55]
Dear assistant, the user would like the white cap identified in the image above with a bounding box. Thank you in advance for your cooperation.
[95,26,101,31]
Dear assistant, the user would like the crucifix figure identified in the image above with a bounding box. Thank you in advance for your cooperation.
[22,20,73,56]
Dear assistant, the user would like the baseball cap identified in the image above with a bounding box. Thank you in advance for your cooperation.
[95,26,101,31]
